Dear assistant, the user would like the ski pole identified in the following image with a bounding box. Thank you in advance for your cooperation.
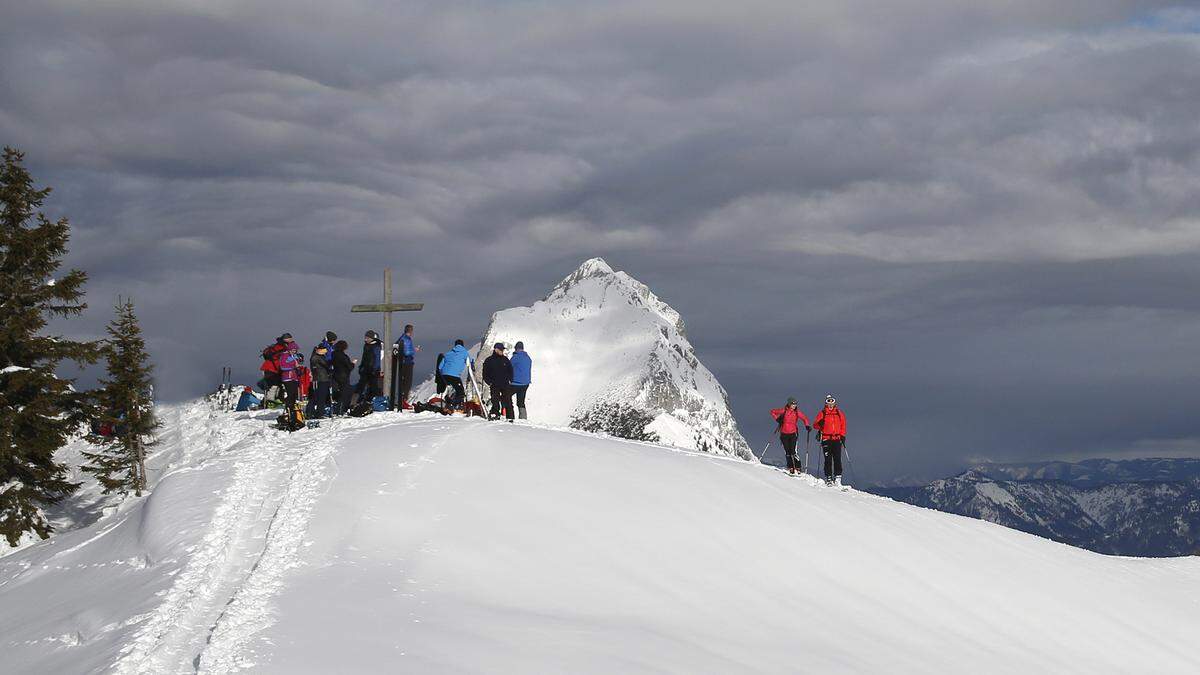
[756,424,781,463]
[803,429,811,475]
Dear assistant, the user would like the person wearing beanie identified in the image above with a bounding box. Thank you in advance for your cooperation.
[318,331,338,365]
[769,397,811,475]
[277,337,304,429]
[306,343,334,419]
[510,341,532,420]
[354,330,383,406]
[482,342,515,422]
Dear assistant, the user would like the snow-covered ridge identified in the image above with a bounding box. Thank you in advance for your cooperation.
[469,257,751,459]
[3,404,1200,672]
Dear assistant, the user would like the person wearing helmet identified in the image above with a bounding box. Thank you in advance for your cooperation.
[769,397,811,475]
[812,395,847,487]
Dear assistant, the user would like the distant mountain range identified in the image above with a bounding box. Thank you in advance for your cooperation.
[870,458,1200,557]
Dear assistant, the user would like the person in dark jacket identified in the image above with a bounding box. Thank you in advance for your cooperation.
[391,324,420,410]
[510,341,532,420]
[769,397,811,475]
[306,344,334,419]
[434,352,446,396]
[354,330,383,405]
[331,340,355,415]
[482,342,514,422]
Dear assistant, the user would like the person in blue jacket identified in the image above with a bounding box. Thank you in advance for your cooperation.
[510,341,532,420]
[392,324,420,410]
[438,339,470,404]
[235,386,261,412]
[318,331,337,364]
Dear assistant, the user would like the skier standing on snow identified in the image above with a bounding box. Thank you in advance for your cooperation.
[354,330,383,406]
[392,324,420,410]
[769,397,811,475]
[438,339,470,404]
[482,342,515,422]
[813,394,847,487]
[510,341,532,420]
[318,331,337,364]
[331,339,355,415]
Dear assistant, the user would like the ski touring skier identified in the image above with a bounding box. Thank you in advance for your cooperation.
[392,324,420,411]
[258,333,290,404]
[510,341,532,420]
[769,397,811,475]
[438,339,470,405]
[813,394,847,487]
[482,342,515,422]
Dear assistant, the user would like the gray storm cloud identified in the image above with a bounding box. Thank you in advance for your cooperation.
[2,1,1198,482]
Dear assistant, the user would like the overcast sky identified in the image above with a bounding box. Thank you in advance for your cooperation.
[3,1,1198,483]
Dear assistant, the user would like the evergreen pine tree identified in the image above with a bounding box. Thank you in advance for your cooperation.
[0,147,98,546]
[82,298,159,496]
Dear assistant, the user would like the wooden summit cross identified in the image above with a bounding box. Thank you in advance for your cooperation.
[351,268,423,404]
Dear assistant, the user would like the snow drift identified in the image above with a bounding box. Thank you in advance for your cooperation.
[461,257,752,459]
[2,404,1200,673]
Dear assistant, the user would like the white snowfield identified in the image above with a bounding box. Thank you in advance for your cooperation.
[2,402,1200,674]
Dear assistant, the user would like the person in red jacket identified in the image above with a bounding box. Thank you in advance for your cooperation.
[813,394,847,486]
[770,397,811,475]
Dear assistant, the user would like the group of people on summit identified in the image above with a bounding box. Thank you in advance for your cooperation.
[770,395,847,486]
[255,324,534,428]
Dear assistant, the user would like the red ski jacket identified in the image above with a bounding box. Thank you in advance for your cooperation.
[813,406,846,440]
[770,407,811,435]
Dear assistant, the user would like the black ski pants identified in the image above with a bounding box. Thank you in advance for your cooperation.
[512,385,529,409]
[354,371,381,404]
[489,384,514,420]
[442,375,465,404]
[398,361,414,405]
[307,382,330,419]
[781,433,799,471]
[822,439,844,478]
[282,381,300,423]
[333,377,352,415]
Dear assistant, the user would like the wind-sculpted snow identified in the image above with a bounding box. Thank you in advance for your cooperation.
[467,257,752,459]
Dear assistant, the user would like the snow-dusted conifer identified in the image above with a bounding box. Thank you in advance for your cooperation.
[83,298,158,496]
[0,147,98,546]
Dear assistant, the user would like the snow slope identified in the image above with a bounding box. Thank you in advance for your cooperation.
[429,257,752,459]
[3,405,1200,673]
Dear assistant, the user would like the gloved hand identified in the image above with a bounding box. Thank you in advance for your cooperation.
[805,425,812,432]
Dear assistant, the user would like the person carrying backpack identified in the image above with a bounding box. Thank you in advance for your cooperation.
[813,394,847,487]
[354,330,383,406]
[306,343,333,419]
[438,339,470,404]
[331,339,355,415]
[259,334,289,401]
[482,342,515,422]
[769,397,811,475]
[318,331,338,364]
[510,341,532,420]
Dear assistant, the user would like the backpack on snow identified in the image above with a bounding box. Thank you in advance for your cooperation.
[348,399,374,418]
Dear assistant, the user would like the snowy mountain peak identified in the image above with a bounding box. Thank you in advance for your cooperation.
[477,258,750,459]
